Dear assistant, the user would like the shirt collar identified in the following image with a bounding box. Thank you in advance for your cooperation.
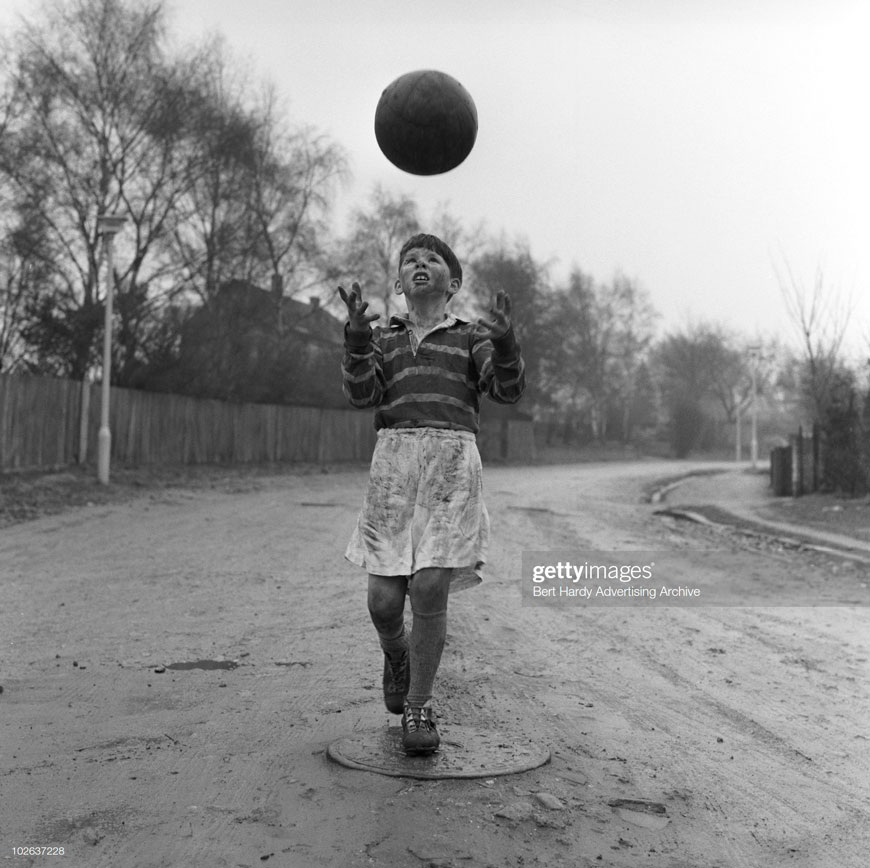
[389,313,464,332]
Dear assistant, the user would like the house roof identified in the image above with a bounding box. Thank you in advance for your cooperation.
[209,279,345,345]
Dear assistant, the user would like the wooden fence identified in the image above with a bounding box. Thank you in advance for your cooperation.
[0,373,377,472]
[0,373,534,473]
[770,425,822,497]
[771,422,870,497]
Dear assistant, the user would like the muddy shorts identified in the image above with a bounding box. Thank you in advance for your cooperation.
[345,427,489,591]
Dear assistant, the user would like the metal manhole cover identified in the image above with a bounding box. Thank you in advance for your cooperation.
[327,725,550,780]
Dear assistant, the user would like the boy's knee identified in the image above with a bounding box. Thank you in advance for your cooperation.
[367,575,407,621]
[368,594,397,624]
[409,567,451,614]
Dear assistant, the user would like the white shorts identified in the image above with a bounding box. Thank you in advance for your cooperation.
[345,427,489,591]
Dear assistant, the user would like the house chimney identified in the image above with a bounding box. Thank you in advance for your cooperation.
[309,297,320,310]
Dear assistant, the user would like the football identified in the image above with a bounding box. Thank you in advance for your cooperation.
[374,69,478,175]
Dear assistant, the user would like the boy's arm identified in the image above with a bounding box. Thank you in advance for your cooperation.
[473,291,526,404]
[339,282,385,408]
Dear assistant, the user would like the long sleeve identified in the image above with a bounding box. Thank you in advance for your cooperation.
[341,326,386,408]
[472,326,526,405]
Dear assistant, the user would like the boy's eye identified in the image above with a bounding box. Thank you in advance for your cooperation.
[402,252,442,268]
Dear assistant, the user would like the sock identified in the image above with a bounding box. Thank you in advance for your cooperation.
[405,609,447,707]
[375,619,408,660]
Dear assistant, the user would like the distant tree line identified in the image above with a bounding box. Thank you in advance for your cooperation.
[1,0,867,483]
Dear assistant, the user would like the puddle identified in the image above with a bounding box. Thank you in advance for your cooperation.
[608,799,670,831]
[166,660,239,671]
[36,808,128,843]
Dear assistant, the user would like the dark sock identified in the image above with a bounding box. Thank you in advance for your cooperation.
[377,620,408,660]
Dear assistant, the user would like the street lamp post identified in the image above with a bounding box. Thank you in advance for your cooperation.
[97,214,126,485]
[748,345,761,469]
[734,389,742,463]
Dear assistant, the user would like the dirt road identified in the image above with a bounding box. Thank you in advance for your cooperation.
[2,461,869,867]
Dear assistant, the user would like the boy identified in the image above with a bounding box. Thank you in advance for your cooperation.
[339,233,525,755]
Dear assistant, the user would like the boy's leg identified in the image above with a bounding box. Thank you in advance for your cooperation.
[367,574,410,713]
[400,567,451,753]
[405,566,451,707]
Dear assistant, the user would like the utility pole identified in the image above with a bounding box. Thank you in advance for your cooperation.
[96,214,127,485]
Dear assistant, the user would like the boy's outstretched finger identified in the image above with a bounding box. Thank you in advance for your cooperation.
[492,290,510,316]
[475,316,502,340]
[338,281,364,308]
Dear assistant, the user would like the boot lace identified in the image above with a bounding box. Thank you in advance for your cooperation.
[386,652,408,690]
[404,704,434,733]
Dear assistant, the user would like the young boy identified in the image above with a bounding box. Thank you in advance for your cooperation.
[339,233,525,755]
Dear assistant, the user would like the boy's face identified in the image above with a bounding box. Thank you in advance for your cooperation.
[395,247,461,304]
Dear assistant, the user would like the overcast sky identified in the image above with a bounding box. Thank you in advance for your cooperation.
[5,0,869,355]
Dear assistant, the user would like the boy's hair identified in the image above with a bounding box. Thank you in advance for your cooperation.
[398,234,462,283]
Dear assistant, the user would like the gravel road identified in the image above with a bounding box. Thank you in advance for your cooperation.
[2,460,869,867]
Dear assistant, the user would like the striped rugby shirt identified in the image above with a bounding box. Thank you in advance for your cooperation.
[342,313,525,433]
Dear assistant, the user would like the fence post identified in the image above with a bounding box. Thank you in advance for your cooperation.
[78,378,90,465]
[799,425,806,495]
[790,432,801,497]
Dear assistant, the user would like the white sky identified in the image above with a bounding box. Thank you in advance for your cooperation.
[4,0,869,355]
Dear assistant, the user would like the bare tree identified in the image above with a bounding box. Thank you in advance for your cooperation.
[541,268,602,437]
[653,323,737,455]
[471,239,552,406]
[775,258,853,424]
[426,205,488,322]
[0,176,44,371]
[0,0,199,379]
[541,270,657,443]
[0,245,32,372]
[245,87,348,331]
[0,2,347,384]
[337,185,421,321]
[166,36,263,306]
[604,273,658,442]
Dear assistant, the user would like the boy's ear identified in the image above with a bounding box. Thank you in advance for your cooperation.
[447,277,462,297]
[393,278,404,296]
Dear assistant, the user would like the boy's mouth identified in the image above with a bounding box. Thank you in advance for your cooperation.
[413,273,430,284]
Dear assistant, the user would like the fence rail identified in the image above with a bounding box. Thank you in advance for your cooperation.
[1,373,534,473]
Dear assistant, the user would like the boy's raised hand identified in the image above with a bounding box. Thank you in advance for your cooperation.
[338,281,380,338]
[476,290,513,341]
